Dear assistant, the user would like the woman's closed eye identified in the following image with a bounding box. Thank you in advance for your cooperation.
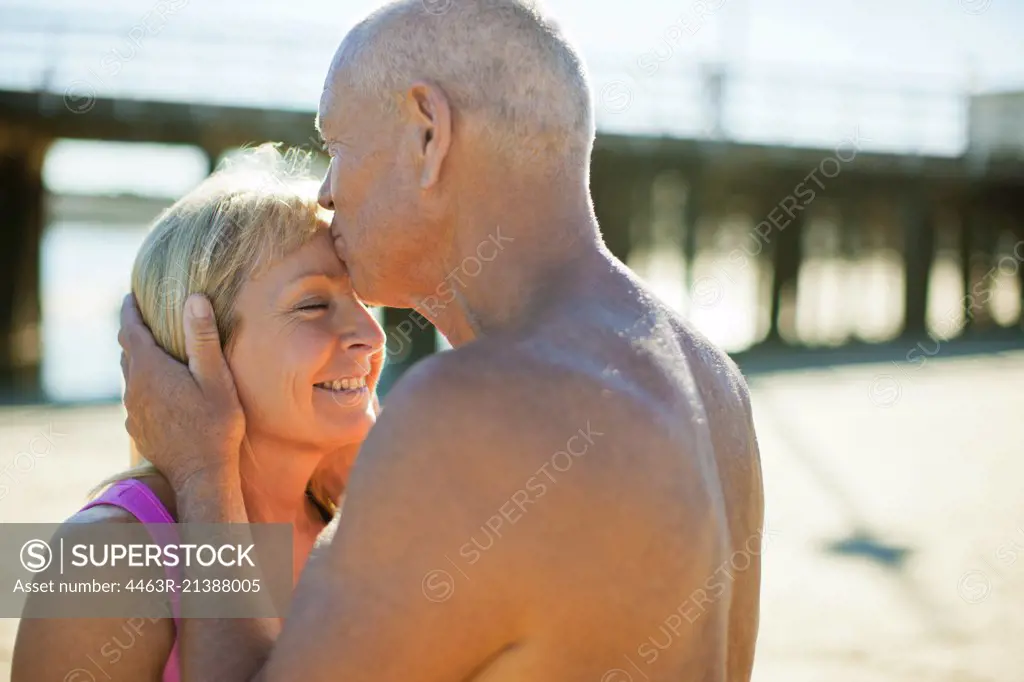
[295,300,329,312]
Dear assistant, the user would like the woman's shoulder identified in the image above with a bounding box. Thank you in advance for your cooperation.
[66,472,178,526]
[14,475,179,679]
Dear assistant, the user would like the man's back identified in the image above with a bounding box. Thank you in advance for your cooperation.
[418,264,764,681]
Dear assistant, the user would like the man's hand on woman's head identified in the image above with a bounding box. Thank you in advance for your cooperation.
[119,293,246,494]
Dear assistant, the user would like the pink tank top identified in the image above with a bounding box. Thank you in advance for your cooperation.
[80,479,181,682]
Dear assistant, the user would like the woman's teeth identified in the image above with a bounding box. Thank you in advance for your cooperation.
[315,377,367,392]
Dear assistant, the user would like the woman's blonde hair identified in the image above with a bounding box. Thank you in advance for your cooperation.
[99,143,337,514]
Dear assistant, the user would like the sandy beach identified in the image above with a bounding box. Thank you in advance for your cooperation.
[1,349,1021,681]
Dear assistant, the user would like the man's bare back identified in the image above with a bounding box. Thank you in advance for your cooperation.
[398,264,763,681]
[538,271,763,682]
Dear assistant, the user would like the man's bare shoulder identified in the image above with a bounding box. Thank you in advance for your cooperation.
[378,338,616,460]
[390,337,531,398]
[266,350,640,682]
[398,336,566,388]
[369,342,587,477]
[371,336,720,535]
[306,343,615,649]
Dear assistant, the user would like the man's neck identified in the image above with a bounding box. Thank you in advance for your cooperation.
[414,180,609,346]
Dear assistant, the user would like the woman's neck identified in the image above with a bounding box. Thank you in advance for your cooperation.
[237,432,324,530]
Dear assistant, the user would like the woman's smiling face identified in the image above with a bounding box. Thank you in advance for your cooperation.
[226,228,385,451]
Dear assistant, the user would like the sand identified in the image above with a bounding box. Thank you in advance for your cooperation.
[0,350,1021,681]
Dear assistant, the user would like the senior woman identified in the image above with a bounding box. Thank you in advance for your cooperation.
[12,144,385,682]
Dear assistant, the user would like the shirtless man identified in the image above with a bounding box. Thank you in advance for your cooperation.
[118,1,765,680]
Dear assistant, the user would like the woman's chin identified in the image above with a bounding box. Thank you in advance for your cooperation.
[315,410,376,447]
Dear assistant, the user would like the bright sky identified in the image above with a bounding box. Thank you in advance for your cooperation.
[6,0,1023,91]
[174,0,1024,82]
[11,0,1024,194]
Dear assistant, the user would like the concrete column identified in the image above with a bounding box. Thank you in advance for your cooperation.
[959,207,974,333]
[0,135,49,398]
[681,174,703,294]
[960,208,996,332]
[590,152,636,264]
[767,206,804,344]
[901,195,935,338]
[204,148,221,175]
[1003,194,1024,330]
[1017,216,1024,329]
[628,168,656,255]
[837,200,865,342]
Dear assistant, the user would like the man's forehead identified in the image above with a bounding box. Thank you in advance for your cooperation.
[316,67,360,136]
[316,35,359,126]
[316,82,338,132]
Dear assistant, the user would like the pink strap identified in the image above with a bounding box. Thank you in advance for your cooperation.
[82,479,176,524]
[81,479,181,682]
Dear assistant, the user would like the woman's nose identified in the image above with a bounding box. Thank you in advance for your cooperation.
[341,306,386,359]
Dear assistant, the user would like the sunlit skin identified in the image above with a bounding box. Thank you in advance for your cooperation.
[228,228,384,576]
[111,17,764,682]
[12,228,385,682]
[315,75,451,312]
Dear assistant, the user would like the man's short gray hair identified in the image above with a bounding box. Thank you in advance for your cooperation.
[340,0,595,162]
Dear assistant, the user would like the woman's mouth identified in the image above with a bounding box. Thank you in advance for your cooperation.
[314,376,368,394]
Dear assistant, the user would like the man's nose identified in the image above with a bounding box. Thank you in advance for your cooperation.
[318,168,334,210]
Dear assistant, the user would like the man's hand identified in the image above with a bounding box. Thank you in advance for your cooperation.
[119,293,246,493]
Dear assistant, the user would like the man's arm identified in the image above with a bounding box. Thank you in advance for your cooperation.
[120,294,277,679]
[186,363,537,681]
[119,294,247,498]
[256,362,539,682]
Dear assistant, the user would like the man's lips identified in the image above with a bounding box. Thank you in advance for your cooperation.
[330,225,346,258]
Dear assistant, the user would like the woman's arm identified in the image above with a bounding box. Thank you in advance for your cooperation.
[11,510,176,682]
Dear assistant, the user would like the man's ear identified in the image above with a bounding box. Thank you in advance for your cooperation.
[407,81,452,189]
